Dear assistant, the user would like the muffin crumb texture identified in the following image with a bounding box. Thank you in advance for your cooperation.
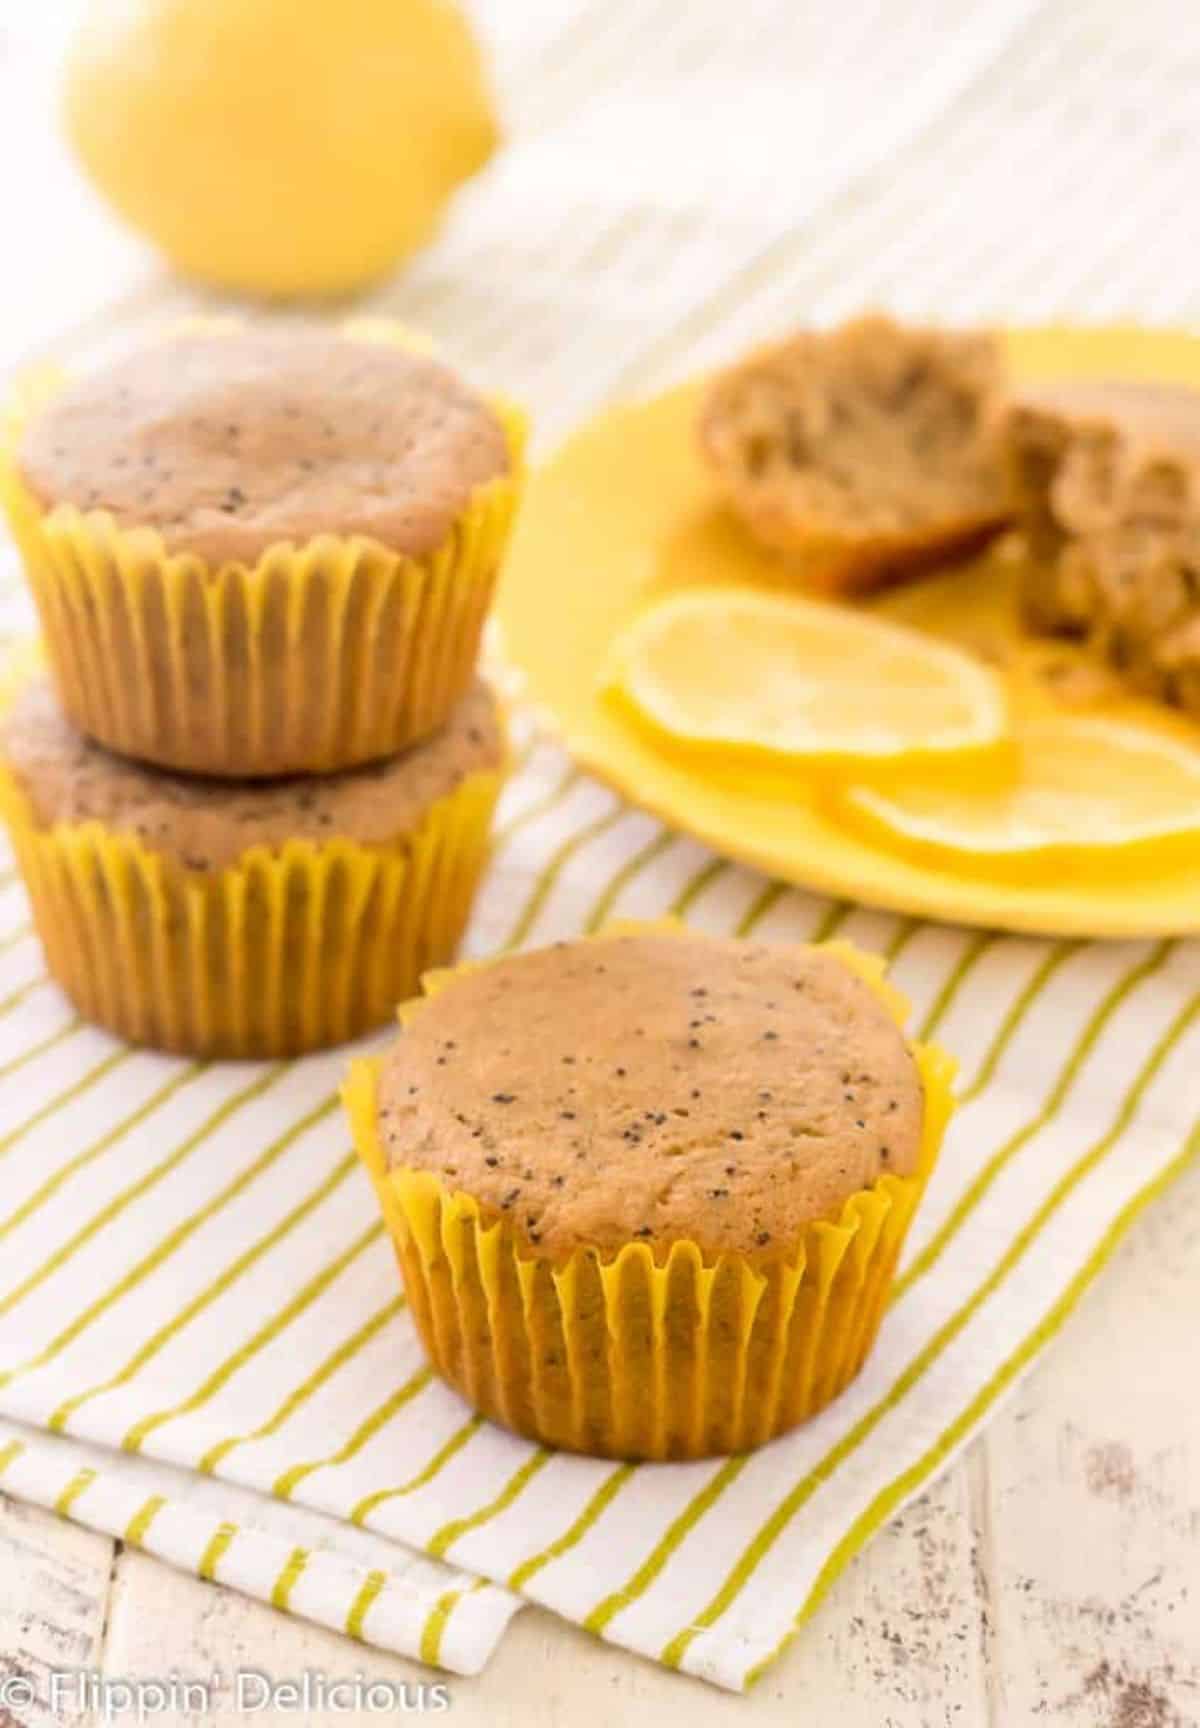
[1003,380,1200,714]
[18,328,510,565]
[698,314,1010,590]
[377,930,923,1261]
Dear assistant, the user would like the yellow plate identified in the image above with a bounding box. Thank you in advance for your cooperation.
[496,327,1200,937]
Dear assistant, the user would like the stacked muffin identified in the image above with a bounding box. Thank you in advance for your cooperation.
[0,324,524,1058]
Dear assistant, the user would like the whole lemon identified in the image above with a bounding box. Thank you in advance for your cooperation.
[64,0,499,299]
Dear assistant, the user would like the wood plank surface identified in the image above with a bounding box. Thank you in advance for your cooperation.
[982,1157,1200,1728]
[0,1498,112,1727]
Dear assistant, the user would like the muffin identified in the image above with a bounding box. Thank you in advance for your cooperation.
[1,324,524,777]
[1002,381,1200,711]
[698,314,1012,595]
[0,675,506,1058]
[344,925,954,1460]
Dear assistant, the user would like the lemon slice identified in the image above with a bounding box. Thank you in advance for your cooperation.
[603,585,1007,773]
[843,716,1200,879]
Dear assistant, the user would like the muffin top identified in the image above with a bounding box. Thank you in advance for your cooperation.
[17,328,511,565]
[3,676,503,869]
[377,929,924,1261]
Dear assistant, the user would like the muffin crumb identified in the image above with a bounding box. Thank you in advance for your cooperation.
[699,313,1010,594]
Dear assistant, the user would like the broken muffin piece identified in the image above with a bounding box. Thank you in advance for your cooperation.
[1001,378,1200,636]
[698,313,1012,595]
[1001,381,1200,714]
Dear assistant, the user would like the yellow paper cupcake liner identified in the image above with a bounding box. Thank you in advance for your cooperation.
[344,932,956,1460]
[1,351,526,778]
[0,762,503,1059]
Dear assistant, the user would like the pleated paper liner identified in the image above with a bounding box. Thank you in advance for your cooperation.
[0,341,526,779]
[344,932,957,1461]
[0,763,503,1059]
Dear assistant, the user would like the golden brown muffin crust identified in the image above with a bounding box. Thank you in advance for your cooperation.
[378,930,923,1262]
[18,328,510,565]
[2,676,504,869]
[698,314,1010,593]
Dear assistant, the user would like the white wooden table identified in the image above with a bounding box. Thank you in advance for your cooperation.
[2,3,1200,1719]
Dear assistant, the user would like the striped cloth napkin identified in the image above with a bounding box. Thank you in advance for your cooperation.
[0,687,1195,1689]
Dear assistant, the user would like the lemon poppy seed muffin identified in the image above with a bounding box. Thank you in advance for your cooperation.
[2,325,524,776]
[0,675,506,1058]
[346,925,954,1459]
[699,314,1011,596]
